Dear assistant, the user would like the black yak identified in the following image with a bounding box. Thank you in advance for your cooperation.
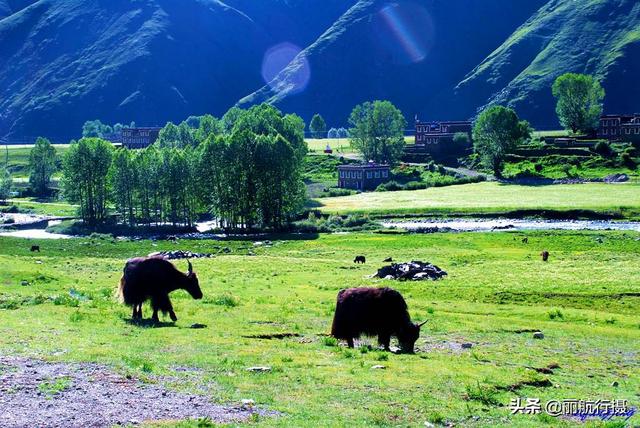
[354,255,366,264]
[118,256,203,322]
[331,287,426,353]
[30,245,40,252]
[541,250,549,262]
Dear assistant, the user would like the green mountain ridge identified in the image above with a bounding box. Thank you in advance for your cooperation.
[0,0,638,139]
[451,0,640,127]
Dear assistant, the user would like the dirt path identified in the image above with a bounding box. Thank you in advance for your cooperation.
[0,356,267,427]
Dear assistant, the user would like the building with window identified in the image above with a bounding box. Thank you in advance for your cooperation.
[598,114,640,142]
[121,127,161,149]
[404,118,473,163]
[337,162,391,191]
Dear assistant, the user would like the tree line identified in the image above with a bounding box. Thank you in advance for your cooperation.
[63,104,307,230]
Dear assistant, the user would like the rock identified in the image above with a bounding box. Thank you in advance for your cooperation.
[603,173,629,183]
[20,280,30,286]
[374,261,447,281]
[371,365,386,370]
[424,422,435,428]
[461,343,473,349]
[246,366,271,372]
[533,332,544,340]
[241,399,255,408]
[611,381,619,387]
[148,250,213,260]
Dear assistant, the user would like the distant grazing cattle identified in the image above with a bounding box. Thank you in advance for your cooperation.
[383,257,393,262]
[331,287,427,353]
[30,245,40,252]
[118,256,203,322]
[522,237,528,244]
[354,255,366,264]
[541,250,549,262]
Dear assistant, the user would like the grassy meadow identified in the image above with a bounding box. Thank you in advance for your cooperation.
[317,181,640,218]
[0,231,639,427]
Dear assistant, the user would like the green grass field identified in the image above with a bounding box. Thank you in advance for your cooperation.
[317,182,640,218]
[2,145,67,178]
[0,231,638,426]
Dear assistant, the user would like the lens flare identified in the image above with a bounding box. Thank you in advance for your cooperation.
[261,42,311,94]
[376,2,434,64]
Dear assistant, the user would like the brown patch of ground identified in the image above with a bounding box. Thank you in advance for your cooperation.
[0,356,271,427]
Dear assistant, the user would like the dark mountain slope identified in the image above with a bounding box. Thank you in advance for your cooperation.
[450,0,640,128]
[238,0,548,127]
[0,0,37,18]
[0,0,353,139]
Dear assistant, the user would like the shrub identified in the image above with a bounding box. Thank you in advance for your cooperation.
[593,141,613,157]
[404,181,427,190]
[375,181,403,192]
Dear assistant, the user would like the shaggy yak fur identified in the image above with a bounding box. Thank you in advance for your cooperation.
[118,256,203,322]
[331,287,426,353]
[541,250,550,262]
[353,255,366,264]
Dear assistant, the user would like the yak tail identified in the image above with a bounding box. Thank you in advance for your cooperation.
[116,276,126,303]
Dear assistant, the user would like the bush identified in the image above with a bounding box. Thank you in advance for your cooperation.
[620,152,637,169]
[593,141,614,157]
[375,181,403,192]
[320,187,354,198]
[404,181,427,190]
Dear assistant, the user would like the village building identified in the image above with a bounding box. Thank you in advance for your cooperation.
[121,127,161,149]
[404,118,473,162]
[338,162,391,191]
[598,114,640,142]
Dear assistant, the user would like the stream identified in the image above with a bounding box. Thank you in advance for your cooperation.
[382,218,640,233]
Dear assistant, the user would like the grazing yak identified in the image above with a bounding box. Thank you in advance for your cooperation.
[118,256,203,322]
[541,250,550,262]
[30,245,40,252]
[353,255,366,264]
[331,287,426,353]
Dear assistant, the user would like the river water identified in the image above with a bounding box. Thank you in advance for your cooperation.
[382,218,640,233]
[1,216,639,240]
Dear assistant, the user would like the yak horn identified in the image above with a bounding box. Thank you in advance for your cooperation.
[187,259,193,274]
[418,320,428,328]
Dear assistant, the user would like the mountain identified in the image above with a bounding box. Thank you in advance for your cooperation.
[1,0,638,140]
[449,0,640,128]
[238,0,548,127]
[0,0,349,140]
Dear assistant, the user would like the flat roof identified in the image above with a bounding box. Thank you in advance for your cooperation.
[338,164,390,169]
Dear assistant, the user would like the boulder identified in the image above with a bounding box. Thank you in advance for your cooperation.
[374,261,447,281]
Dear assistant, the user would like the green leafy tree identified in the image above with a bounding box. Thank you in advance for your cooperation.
[472,106,531,176]
[195,114,222,142]
[28,137,57,196]
[156,122,180,148]
[110,149,137,225]
[453,132,471,146]
[221,107,245,133]
[348,100,407,164]
[82,120,113,138]
[0,168,12,202]
[552,73,604,134]
[62,138,114,225]
[310,113,327,139]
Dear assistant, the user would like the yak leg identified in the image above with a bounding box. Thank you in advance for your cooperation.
[378,334,391,351]
[346,338,355,348]
[166,298,177,322]
[136,303,143,319]
[151,307,159,323]
[132,305,137,320]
